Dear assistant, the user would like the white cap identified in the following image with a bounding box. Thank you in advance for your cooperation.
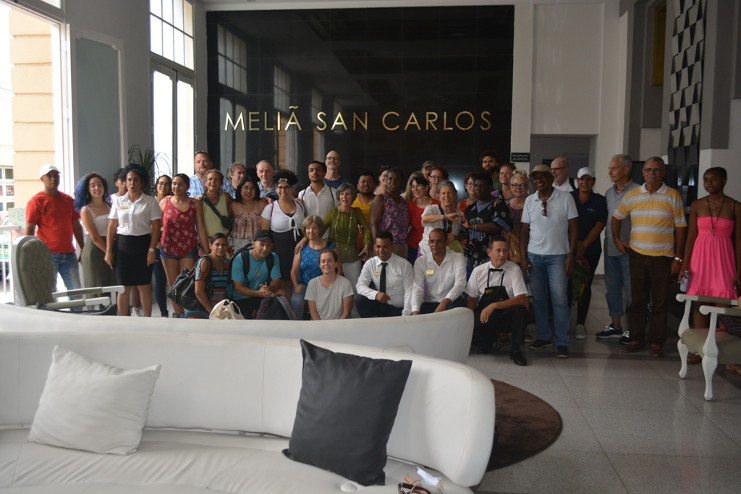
[577,167,595,179]
[39,164,60,177]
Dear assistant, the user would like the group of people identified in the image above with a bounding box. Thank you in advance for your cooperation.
[24,148,740,369]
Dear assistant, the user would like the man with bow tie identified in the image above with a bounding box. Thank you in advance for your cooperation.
[465,235,529,366]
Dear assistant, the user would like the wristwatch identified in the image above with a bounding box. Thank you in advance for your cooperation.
[148,248,155,253]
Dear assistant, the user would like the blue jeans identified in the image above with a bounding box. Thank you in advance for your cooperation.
[604,254,631,319]
[529,253,570,347]
[50,252,81,292]
[291,290,308,320]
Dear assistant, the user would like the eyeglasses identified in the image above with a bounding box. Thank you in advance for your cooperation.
[551,167,567,171]
[410,184,426,189]
[157,182,171,187]
[466,181,475,187]
[242,186,257,191]
[276,185,291,190]
[643,167,663,173]
[429,175,443,180]
[541,199,548,217]
[511,183,528,189]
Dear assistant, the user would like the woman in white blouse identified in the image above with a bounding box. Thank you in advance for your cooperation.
[105,164,162,316]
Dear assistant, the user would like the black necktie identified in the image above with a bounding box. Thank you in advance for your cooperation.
[379,262,388,293]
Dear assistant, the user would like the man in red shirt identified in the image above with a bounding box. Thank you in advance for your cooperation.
[24,164,84,291]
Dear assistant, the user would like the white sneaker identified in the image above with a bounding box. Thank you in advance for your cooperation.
[575,324,586,340]
[130,307,144,317]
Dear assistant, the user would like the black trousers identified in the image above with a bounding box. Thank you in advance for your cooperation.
[472,305,528,353]
[354,295,403,318]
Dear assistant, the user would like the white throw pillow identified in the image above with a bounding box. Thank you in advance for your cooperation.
[28,346,161,455]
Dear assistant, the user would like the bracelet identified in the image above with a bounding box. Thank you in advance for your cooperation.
[673,256,682,263]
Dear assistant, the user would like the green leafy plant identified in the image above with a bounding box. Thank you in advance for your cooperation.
[127,144,161,195]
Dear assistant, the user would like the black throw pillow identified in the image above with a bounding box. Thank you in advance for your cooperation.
[283,340,412,486]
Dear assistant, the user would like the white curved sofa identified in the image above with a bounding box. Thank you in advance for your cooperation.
[0,303,474,363]
[0,323,494,493]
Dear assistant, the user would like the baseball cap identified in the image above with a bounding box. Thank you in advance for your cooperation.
[253,229,273,243]
[577,167,595,179]
[39,164,60,177]
[531,165,552,176]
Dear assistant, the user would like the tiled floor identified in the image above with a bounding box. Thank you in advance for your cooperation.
[468,278,741,494]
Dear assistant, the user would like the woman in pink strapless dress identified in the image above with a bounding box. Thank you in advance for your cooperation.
[682,167,741,329]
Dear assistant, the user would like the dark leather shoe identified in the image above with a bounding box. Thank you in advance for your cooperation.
[649,344,663,358]
[510,351,527,366]
[621,341,644,354]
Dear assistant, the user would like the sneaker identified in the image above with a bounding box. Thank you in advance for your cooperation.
[619,330,631,345]
[130,307,144,317]
[575,324,586,340]
[556,346,569,358]
[523,331,534,343]
[596,324,623,339]
[529,339,553,350]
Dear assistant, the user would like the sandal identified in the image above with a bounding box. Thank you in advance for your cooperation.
[687,353,701,365]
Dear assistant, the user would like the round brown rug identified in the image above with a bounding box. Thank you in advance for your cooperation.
[486,379,562,470]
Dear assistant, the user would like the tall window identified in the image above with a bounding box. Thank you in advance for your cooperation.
[217,25,247,166]
[273,66,291,170]
[150,0,194,177]
[217,25,246,92]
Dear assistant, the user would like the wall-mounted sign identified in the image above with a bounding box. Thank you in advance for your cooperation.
[225,110,494,133]
[510,152,530,163]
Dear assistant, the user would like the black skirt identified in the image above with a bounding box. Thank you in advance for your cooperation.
[115,234,153,286]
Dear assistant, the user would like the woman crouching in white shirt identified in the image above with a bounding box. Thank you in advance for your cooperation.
[105,164,162,316]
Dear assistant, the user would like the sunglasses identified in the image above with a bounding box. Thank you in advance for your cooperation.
[511,183,528,189]
[398,482,430,494]
[541,199,548,217]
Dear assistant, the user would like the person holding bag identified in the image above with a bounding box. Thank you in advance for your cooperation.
[160,173,209,317]
[193,233,232,315]
[198,169,233,242]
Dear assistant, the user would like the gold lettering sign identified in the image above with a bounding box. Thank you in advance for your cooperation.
[224,109,495,132]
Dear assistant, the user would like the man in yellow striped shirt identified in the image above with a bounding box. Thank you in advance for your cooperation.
[611,157,686,357]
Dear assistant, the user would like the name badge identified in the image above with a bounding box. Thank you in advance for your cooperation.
[484,287,496,295]
[119,206,129,210]
[426,269,434,275]
[373,270,381,276]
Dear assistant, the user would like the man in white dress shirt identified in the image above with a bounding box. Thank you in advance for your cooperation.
[355,230,413,317]
[298,160,337,218]
[466,235,529,366]
[411,228,467,314]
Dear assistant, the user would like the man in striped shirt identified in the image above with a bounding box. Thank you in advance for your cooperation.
[612,157,686,357]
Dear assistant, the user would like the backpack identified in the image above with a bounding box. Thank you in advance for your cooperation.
[256,295,298,320]
[240,249,275,284]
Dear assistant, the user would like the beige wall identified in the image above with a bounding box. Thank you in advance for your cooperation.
[10,9,55,205]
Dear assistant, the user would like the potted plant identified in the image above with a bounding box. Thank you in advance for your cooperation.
[127,144,163,195]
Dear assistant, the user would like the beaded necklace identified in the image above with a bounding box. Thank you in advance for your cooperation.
[707,195,726,236]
